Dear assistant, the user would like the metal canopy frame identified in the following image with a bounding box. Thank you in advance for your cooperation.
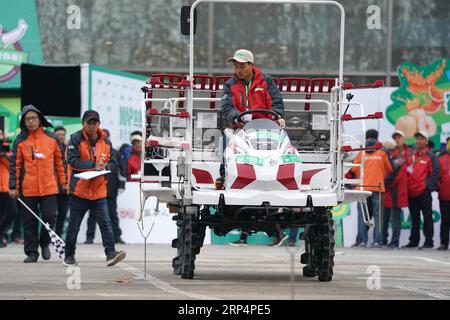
[183,0,346,201]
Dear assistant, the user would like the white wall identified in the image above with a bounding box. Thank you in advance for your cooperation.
[77,182,211,245]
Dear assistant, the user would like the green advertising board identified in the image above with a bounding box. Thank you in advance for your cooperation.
[387,58,450,146]
[0,0,44,89]
[0,97,20,138]
[0,97,81,143]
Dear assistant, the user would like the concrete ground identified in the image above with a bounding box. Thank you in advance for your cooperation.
[1,243,449,300]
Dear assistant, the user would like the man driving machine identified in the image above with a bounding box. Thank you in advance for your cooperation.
[221,49,285,128]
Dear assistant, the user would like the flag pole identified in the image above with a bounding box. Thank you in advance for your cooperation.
[17,197,66,260]
[17,197,47,226]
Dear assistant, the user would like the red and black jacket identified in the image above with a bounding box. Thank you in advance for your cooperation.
[384,146,411,208]
[0,154,10,193]
[406,147,440,198]
[127,149,141,181]
[438,151,450,201]
[221,67,284,127]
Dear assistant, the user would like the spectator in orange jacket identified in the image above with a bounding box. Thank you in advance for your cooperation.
[403,131,440,249]
[9,105,67,262]
[351,138,393,248]
[63,110,126,267]
[0,128,18,248]
[437,139,450,250]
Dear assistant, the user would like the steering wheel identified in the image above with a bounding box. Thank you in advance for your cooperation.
[236,109,281,124]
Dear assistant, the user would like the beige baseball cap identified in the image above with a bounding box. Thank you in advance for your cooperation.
[392,130,405,138]
[382,138,397,150]
[131,135,143,143]
[414,130,428,140]
[226,49,254,63]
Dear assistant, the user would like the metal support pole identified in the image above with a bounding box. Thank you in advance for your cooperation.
[207,2,215,76]
[386,0,394,86]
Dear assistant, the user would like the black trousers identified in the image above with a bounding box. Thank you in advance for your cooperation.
[20,195,57,256]
[408,191,434,246]
[55,193,69,237]
[440,200,450,247]
[11,211,22,240]
[0,192,18,238]
[86,196,122,241]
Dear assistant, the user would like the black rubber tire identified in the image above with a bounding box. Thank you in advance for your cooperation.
[172,206,206,279]
[172,218,182,275]
[180,212,195,279]
[316,209,335,282]
[301,225,318,278]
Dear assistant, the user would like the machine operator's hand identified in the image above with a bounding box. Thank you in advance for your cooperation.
[276,118,286,128]
[9,189,18,199]
[234,118,244,126]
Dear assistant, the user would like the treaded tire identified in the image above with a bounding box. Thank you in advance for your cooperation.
[316,209,335,282]
[180,212,195,279]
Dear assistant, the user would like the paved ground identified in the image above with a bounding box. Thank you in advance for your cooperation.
[1,243,450,300]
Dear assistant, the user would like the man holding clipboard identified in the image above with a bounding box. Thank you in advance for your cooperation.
[64,110,126,267]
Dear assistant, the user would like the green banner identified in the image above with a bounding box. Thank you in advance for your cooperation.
[0,49,29,66]
[387,58,450,146]
[0,97,20,138]
[0,0,44,89]
[280,154,302,164]
[235,154,265,166]
[0,97,81,144]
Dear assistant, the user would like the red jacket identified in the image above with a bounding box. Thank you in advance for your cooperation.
[0,155,9,193]
[384,146,411,208]
[127,150,141,181]
[221,67,284,127]
[438,152,450,201]
[406,147,440,198]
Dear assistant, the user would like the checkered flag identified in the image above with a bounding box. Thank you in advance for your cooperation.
[18,198,65,259]
[44,223,65,259]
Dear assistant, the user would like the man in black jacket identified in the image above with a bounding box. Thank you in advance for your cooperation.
[85,129,126,244]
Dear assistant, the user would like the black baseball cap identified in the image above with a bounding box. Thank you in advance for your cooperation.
[82,110,100,122]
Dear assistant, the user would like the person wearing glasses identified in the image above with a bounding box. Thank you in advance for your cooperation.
[9,105,67,263]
